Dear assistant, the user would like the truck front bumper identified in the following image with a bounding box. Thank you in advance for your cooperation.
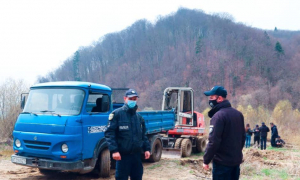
[11,154,84,171]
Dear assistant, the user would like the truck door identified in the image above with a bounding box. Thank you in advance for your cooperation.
[81,91,110,160]
[177,89,194,126]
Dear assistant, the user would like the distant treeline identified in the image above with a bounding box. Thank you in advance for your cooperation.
[37,8,300,112]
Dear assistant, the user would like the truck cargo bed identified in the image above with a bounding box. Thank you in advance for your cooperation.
[138,110,175,134]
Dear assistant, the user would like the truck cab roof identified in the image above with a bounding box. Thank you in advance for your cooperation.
[31,81,111,91]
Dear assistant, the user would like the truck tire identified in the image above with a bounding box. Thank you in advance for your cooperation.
[39,168,57,175]
[199,137,208,152]
[196,137,207,153]
[181,139,192,157]
[174,138,183,149]
[99,148,110,177]
[149,139,162,162]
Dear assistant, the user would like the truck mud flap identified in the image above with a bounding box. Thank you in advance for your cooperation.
[161,148,182,159]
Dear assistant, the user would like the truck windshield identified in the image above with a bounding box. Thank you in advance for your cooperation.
[23,89,85,115]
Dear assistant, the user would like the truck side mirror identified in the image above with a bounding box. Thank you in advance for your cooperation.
[20,93,29,109]
[21,96,26,109]
[101,95,110,112]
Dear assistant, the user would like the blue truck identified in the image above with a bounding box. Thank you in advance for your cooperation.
[11,81,206,177]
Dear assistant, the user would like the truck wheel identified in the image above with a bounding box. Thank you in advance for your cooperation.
[39,168,57,175]
[198,137,207,152]
[149,139,162,162]
[174,138,183,149]
[181,139,192,157]
[99,148,110,177]
[196,137,206,153]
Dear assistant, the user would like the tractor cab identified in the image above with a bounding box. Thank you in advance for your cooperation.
[162,87,205,136]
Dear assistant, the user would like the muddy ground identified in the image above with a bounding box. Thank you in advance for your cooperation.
[1,143,300,180]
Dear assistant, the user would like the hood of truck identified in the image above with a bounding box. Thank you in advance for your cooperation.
[14,114,73,134]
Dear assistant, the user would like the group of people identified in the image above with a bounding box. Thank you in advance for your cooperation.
[104,85,285,180]
[245,122,285,150]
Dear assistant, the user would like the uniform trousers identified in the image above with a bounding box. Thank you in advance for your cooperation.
[115,153,143,180]
[212,161,240,180]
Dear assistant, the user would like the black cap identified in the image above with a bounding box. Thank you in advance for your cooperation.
[262,122,265,125]
[125,89,139,98]
[256,124,259,127]
[204,86,227,98]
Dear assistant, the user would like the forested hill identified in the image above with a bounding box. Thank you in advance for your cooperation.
[38,8,300,111]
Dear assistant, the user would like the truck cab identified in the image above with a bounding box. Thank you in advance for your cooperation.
[12,81,114,176]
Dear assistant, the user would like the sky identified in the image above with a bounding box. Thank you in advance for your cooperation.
[0,0,299,85]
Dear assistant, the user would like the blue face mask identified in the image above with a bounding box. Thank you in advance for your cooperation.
[127,100,137,108]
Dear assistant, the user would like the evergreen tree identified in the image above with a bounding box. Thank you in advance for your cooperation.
[264,31,271,46]
[73,51,81,81]
[275,41,284,54]
[195,33,203,55]
[274,27,278,31]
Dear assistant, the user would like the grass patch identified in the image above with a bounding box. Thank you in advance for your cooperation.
[241,175,264,180]
[169,159,180,165]
[189,170,194,174]
[267,147,288,151]
[261,169,271,176]
[147,163,162,170]
[291,149,300,152]
[240,161,257,176]
[263,157,267,160]
[193,152,204,156]
[0,144,14,160]
[261,168,289,179]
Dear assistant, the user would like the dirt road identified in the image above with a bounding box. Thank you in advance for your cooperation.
[1,145,300,180]
[0,156,211,180]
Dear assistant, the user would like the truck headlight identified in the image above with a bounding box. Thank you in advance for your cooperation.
[15,139,21,148]
[61,144,68,153]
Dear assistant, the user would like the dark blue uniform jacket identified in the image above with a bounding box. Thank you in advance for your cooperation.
[105,104,151,155]
[204,100,245,166]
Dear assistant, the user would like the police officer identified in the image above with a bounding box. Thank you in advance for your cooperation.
[270,122,278,147]
[202,86,245,180]
[105,89,151,180]
[259,122,270,150]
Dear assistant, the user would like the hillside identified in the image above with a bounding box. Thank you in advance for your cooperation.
[38,8,300,112]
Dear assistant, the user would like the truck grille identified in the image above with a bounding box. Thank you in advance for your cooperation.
[24,140,51,150]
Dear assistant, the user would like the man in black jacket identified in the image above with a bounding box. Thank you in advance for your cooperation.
[259,122,270,150]
[105,89,151,180]
[202,86,245,180]
[270,122,279,147]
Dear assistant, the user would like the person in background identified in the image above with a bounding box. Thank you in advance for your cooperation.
[105,89,151,180]
[259,122,270,150]
[275,136,285,147]
[245,124,252,148]
[270,122,279,147]
[253,125,260,148]
[202,86,245,180]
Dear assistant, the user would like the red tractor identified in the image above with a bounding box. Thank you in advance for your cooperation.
[161,87,207,158]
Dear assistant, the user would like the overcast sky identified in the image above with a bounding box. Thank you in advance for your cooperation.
[0,0,299,85]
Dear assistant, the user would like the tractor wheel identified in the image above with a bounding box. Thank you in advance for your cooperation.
[99,148,110,177]
[149,139,162,162]
[174,138,183,149]
[196,137,207,153]
[181,139,192,157]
